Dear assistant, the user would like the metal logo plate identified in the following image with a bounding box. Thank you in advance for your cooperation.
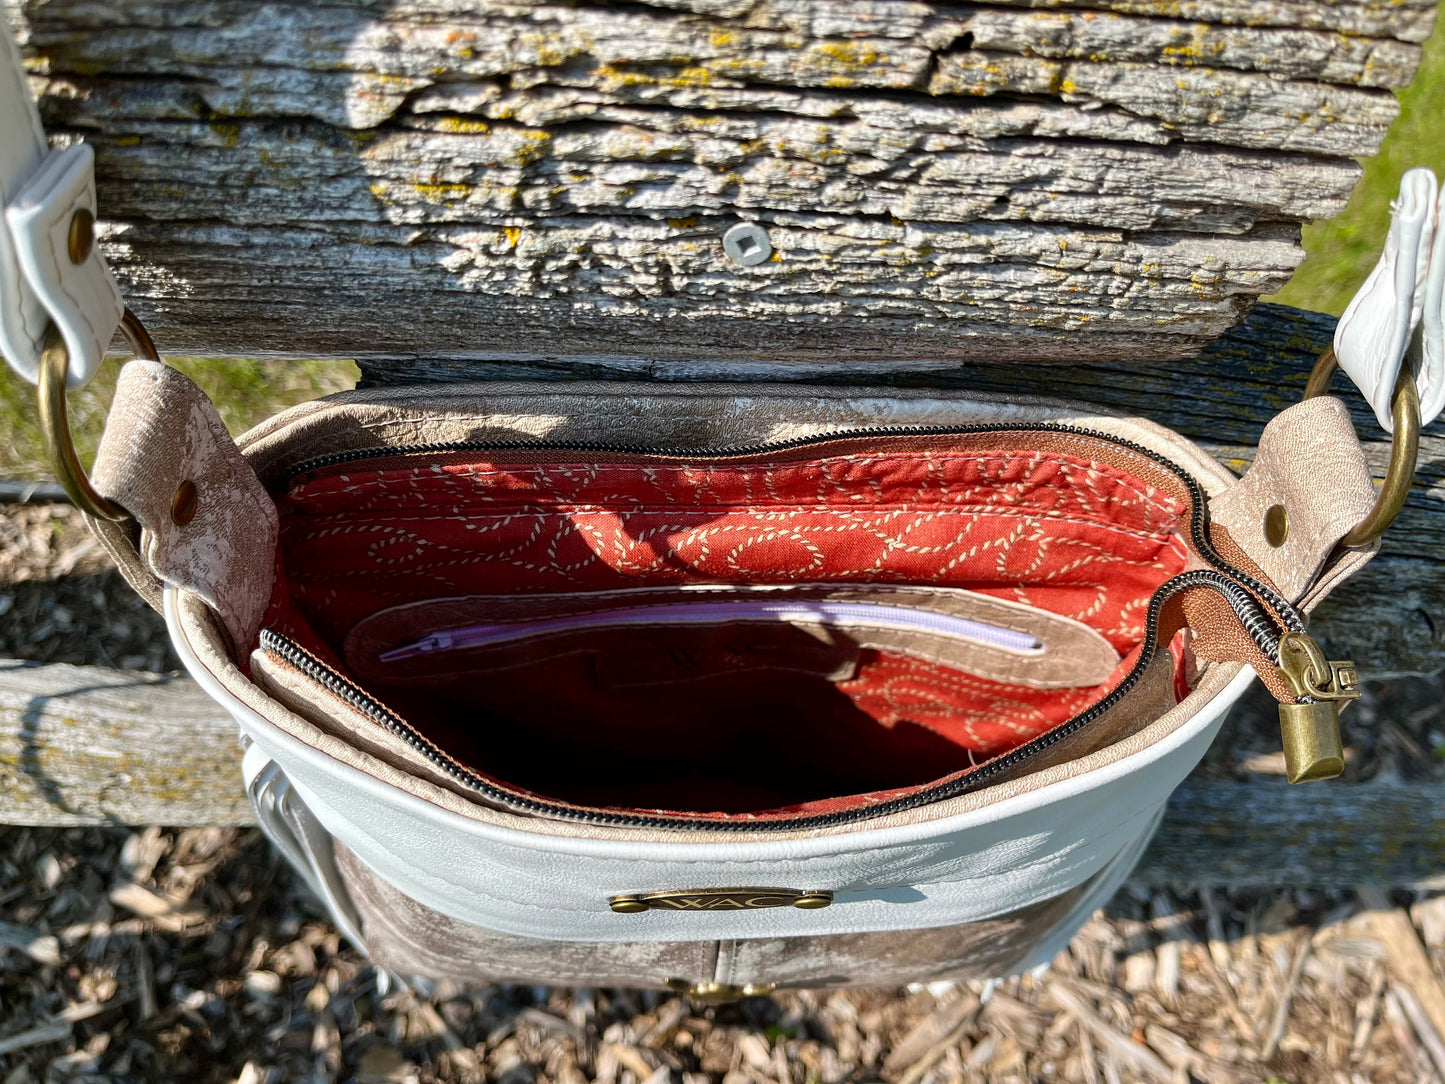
[610,888,832,913]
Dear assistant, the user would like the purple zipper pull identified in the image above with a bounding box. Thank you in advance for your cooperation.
[379,631,454,663]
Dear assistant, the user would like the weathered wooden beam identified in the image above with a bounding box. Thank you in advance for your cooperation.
[0,481,67,504]
[2,304,1436,673]
[1134,778,1445,889]
[3,0,1432,364]
[7,305,1440,670]
[0,659,249,826]
[2,659,1440,887]
[972,0,1439,41]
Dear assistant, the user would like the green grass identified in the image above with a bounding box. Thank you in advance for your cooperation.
[0,356,358,479]
[1267,24,1445,316]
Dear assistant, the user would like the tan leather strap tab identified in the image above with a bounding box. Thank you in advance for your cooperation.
[90,359,277,654]
[1208,396,1378,606]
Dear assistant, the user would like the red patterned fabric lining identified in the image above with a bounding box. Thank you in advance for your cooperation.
[267,446,1189,815]
[836,647,1144,762]
[281,450,1186,649]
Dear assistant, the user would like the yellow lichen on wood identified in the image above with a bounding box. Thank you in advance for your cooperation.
[435,117,492,135]
[4,0,1430,368]
[0,664,253,826]
[411,182,472,204]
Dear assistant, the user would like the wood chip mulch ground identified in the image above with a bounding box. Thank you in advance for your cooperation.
[4,502,1445,1083]
[5,827,1445,1084]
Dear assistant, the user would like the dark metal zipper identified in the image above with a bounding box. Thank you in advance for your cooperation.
[263,423,1305,831]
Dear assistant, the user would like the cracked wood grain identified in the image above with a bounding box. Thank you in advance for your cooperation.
[0,660,249,826]
[2,0,1433,364]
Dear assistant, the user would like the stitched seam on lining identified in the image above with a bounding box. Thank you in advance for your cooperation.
[293,450,1181,521]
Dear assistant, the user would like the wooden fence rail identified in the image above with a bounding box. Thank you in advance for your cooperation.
[4,0,1437,364]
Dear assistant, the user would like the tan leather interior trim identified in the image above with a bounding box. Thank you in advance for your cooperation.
[235,382,1241,500]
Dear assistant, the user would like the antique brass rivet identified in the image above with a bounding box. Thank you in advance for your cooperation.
[1264,504,1289,547]
[171,480,199,526]
[67,208,95,264]
[792,893,833,909]
[609,897,649,914]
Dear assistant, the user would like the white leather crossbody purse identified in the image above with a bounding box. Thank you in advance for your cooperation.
[3,27,1439,995]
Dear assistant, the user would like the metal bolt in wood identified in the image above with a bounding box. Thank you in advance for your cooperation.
[722,223,772,266]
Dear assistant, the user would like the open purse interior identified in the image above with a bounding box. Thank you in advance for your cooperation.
[252,428,1204,822]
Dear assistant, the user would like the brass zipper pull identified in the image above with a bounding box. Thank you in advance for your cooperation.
[1147,571,1352,784]
[1274,632,1359,783]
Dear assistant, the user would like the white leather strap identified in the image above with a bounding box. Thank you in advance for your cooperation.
[242,742,366,949]
[1334,167,1445,431]
[1417,186,1445,427]
[0,26,122,387]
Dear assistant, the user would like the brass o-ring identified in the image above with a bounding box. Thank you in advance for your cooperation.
[37,310,159,522]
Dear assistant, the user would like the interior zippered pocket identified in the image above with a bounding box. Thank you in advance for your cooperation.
[256,563,1290,829]
[344,584,1125,693]
[376,600,1045,663]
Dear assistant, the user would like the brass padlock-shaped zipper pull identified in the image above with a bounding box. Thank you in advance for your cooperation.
[1274,632,1359,783]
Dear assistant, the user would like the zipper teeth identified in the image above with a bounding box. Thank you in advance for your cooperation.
[1215,578,1286,662]
[259,629,597,819]
[259,567,1279,832]
[263,422,1303,832]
